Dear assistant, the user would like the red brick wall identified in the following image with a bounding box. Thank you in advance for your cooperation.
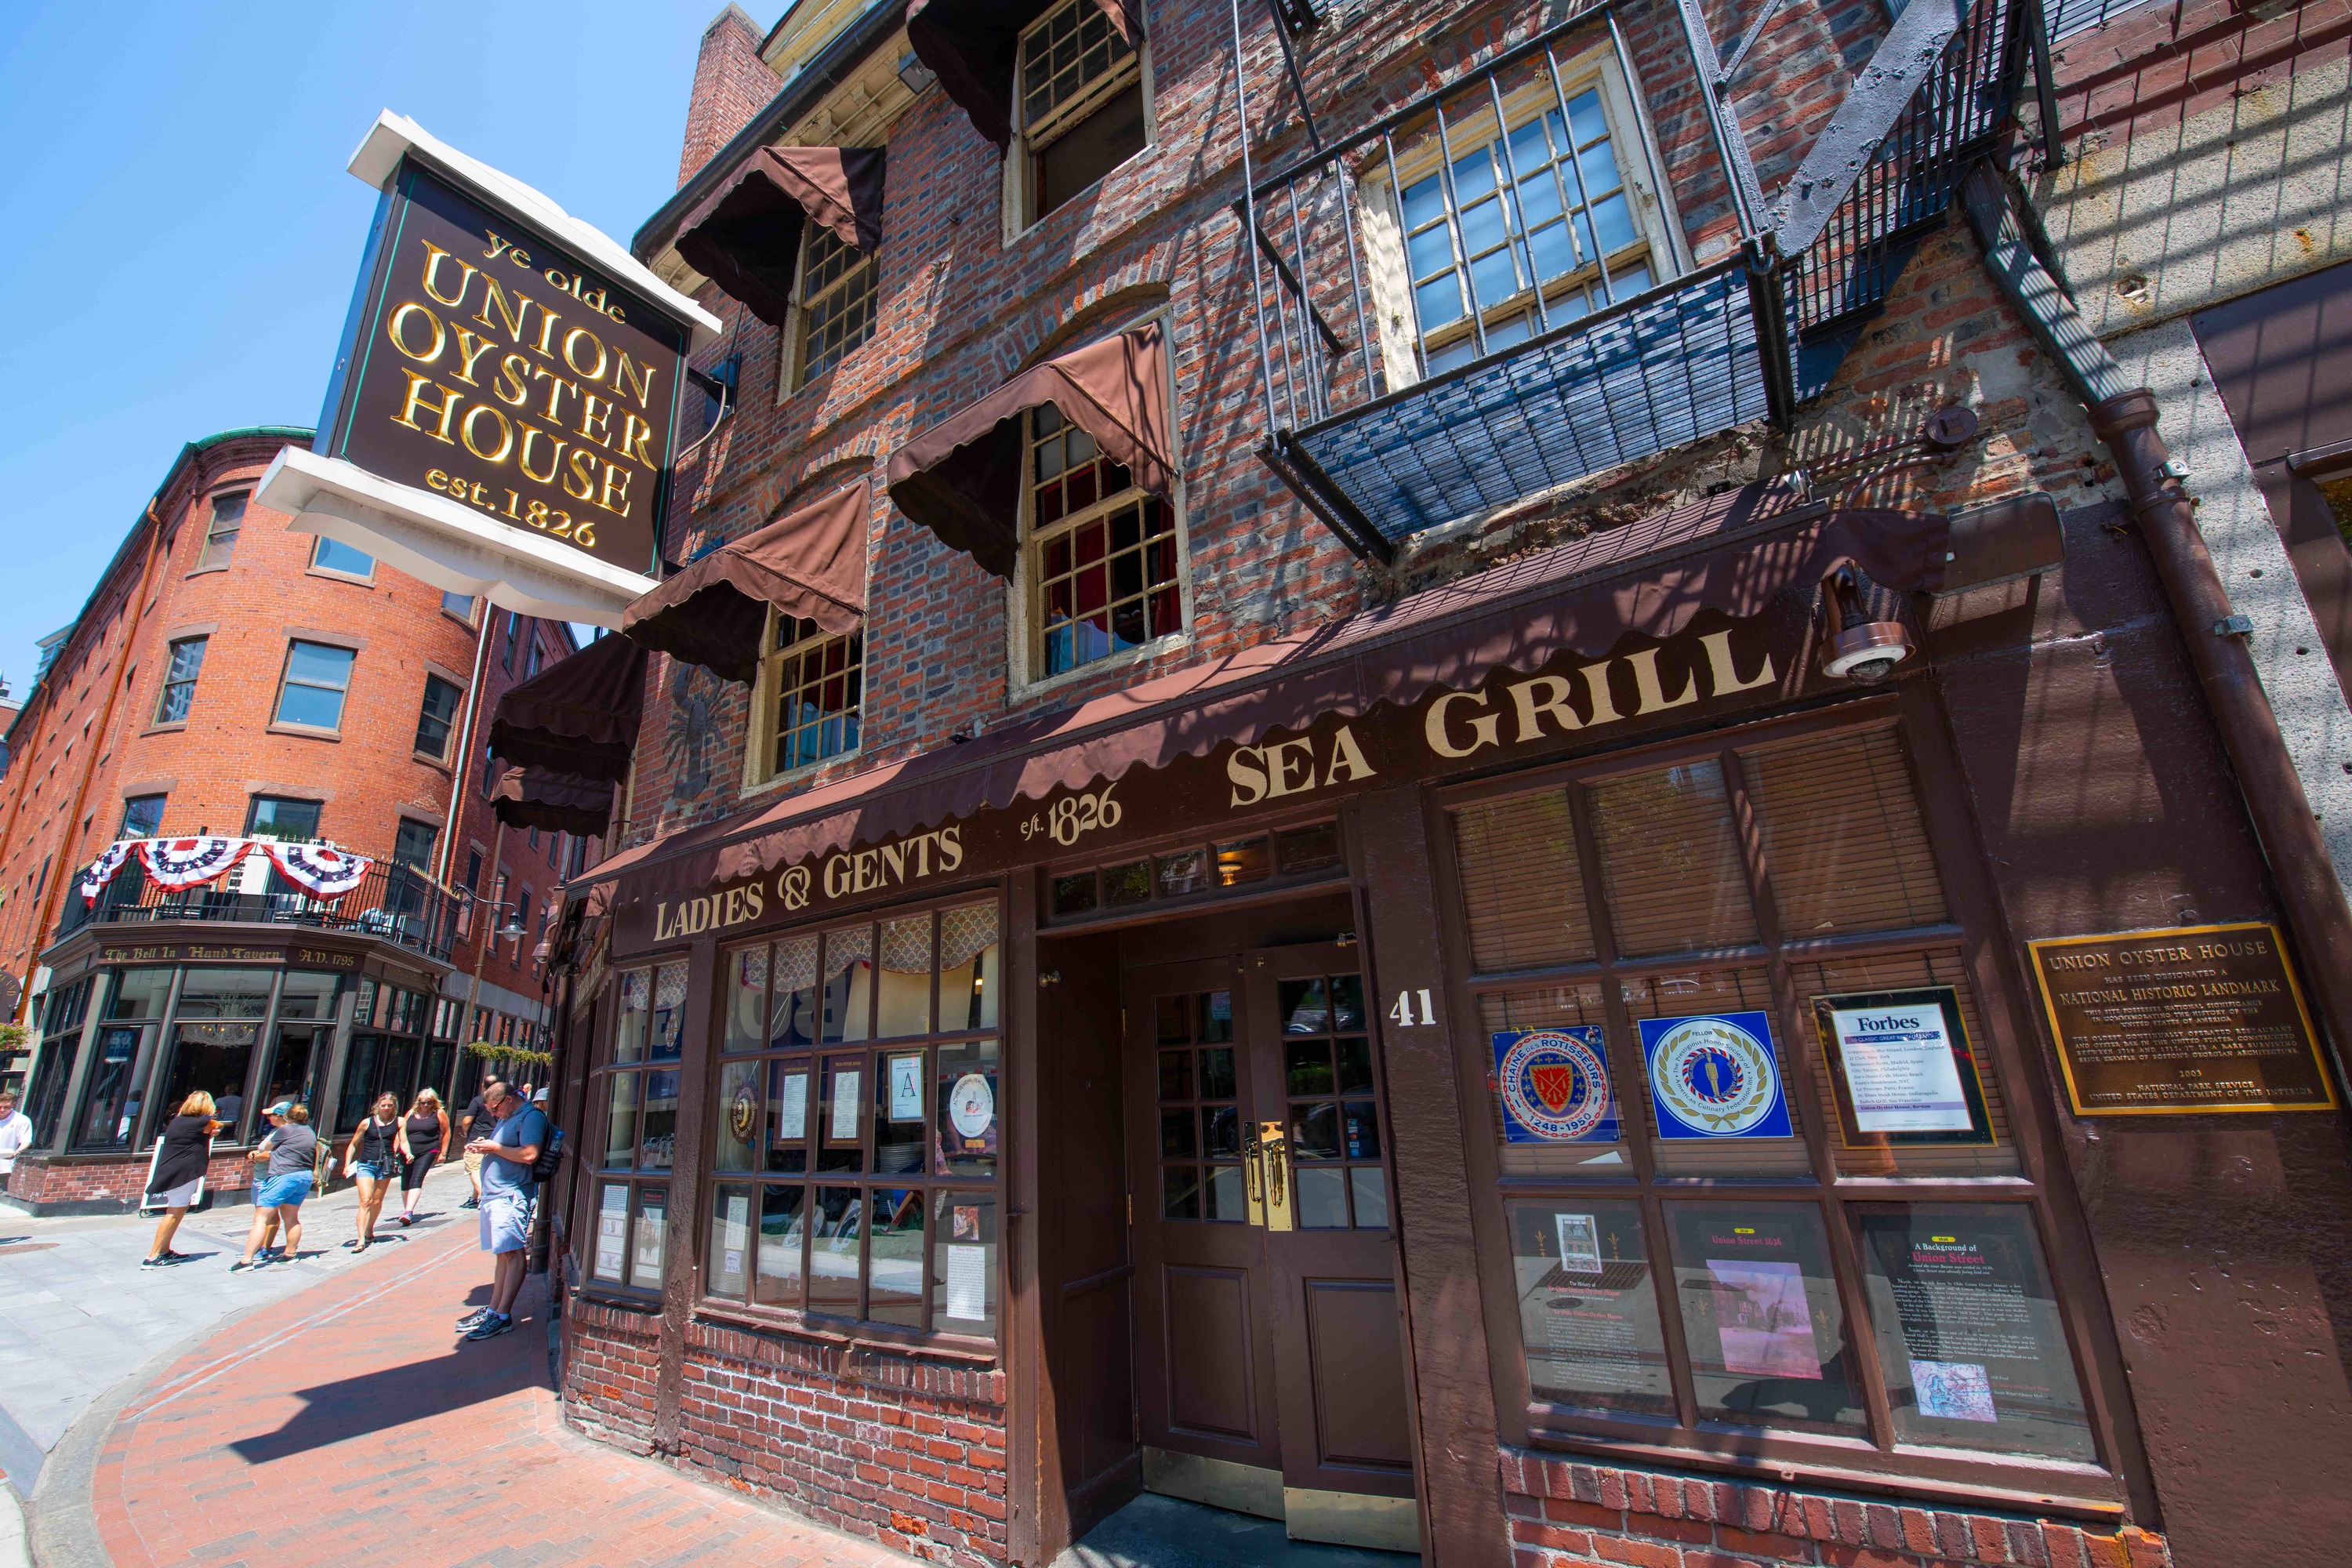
[677,3,780,189]
[5,1147,253,1209]
[2047,0,2352,153]
[1502,1451,2172,1568]
[563,1303,1007,1568]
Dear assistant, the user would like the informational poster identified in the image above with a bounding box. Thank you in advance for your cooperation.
[1707,1258,1821,1378]
[1854,1206,2096,1461]
[1813,987,1994,1146]
[773,1069,808,1142]
[633,1194,666,1283]
[594,1185,628,1280]
[1507,1200,1673,1416]
[945,1243,989,1322]
[1493,1028,1621,1143]
[722,1193,749,1282]
[888,1054,925,1123]
[2027,924,2337,1113]
[829,1068,861,1141]
[1640,1011,1793,1140]
[1664,1203,1866,1433]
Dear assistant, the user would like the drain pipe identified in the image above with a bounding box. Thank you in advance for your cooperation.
[1963,165,2352,1069]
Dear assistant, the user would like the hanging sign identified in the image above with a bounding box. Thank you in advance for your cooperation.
[1640,1011,1793,1139]
[1492,1028,1620,1143]
[1812,986,1994,1146]
[260,114,722,622]
[2027,923,2337,1114]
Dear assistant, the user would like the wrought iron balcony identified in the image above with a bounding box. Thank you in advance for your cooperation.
[54,856,461,964]
[1231,0,2046,558]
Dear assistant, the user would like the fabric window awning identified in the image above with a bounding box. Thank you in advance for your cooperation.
[492,766,615,838]
[906,0,1142,152]
[887,321,1174,577]
[581,484,2002,905]
[621,482,870,684]
[486,631,648,783]
[673,145,887,328]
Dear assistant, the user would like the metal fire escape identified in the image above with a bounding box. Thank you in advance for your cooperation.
[1229,0,2063,559]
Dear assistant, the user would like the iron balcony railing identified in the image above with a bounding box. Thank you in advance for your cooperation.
[1231,0,2047,556]
[55,856,461,964]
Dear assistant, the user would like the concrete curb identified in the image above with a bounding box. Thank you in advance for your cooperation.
[1,1482,28,1568]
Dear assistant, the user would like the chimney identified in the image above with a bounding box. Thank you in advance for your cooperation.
[678,4,781,190]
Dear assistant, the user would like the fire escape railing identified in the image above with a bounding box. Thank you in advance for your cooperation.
[1229,0,2057,559]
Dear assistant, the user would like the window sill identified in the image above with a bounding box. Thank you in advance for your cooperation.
[304,566,376,588]
[183,564,230,579]
[1011,630,1188,706]
[575,1285,663,1315]
[741,746,862,802]
[140,722,188,739]
[1007,136,1159,249]
[412,751,454,775]
[693,1300,1001,1366]
[266,722,342,742]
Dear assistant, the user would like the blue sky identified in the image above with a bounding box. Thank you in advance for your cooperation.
[0,0,755,698]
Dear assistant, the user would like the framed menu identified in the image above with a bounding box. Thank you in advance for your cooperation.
[1812,987,1994,1148]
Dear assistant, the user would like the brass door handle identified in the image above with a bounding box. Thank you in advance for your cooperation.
[1243,1125,1266,1226]
[1258,1120,1294,1232]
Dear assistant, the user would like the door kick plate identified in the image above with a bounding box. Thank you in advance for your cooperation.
[1284,1486,1422,1552]
[1141,1446,1283,1521]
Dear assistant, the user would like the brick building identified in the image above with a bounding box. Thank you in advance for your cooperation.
[0,426,598,1213]
[478,2,2352,1566]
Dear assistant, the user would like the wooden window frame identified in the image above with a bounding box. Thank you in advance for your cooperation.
[194,491,248,572]
[1429,691,2154,1515]
[1008,0,1152,232]
[153,635,208,726]
[744,610,864,793]
[586,960,689,1298]
[785,223,880,394]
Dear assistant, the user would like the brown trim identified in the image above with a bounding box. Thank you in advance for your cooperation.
[281,628,368,651]
[263,723,343,742]
[162,622,220,641]
[302,564,376,588]
[241,782,332,803]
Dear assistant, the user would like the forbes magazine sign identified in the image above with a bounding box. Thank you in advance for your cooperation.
[317,158,691,580]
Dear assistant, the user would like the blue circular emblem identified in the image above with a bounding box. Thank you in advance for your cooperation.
[1677,1044,1746,1105]
[1499,1030,1612,1142]
[1650,1016,1781,1136]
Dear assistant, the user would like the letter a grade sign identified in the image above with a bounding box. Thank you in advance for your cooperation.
[261,113,722,622]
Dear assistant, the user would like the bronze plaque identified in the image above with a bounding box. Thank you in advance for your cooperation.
[318,159,691,579]
[2027,924,2339,1114]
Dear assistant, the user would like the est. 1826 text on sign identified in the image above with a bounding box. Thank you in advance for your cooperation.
[2025,923,2339,1115]
[316,158,691,579]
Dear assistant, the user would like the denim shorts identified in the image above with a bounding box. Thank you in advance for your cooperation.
[353,1161,390,1181]
[256,1172,310,1209]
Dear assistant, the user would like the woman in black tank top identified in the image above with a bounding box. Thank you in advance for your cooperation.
[341,1092,403,1251]
[397,1089,450,1226]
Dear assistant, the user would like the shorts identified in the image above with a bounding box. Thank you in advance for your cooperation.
[353,1161,390,1182]
[401,1152,437,1192]
[257,1172,310,1210]
[463,1150,483,1177]
[149,1178,201,1210]
[479,1191,531,1254]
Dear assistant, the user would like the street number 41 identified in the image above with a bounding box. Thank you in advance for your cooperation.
[1389,989,1436,1027]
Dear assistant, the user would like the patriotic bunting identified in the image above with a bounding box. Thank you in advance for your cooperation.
[78,840,139,906]
[138,837,258,889]
[265,840,372,898]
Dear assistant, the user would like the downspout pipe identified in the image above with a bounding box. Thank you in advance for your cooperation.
[1962,165,2352,1073]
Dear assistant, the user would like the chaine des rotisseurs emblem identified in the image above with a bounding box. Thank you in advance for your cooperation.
[1493,1027,1620,1143]
[1640,1010,1794,1139]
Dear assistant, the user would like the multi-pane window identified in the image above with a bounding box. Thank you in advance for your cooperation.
[274,641,355,731]
[196,492,246,570]
[1029,404,1179,677]
[592,963,688,1294]
[1400,85,1655,373]
[393,820,438,868]
[311,535,376,577]
[246,796,323,843]
[792,226,878,390]
[442,590,476,621]
[1018,0,1148,221]
[1451,720,2104,1482]
[503,612,522,671]
[119,794,166,839]
[415,674,463,760]
[699,902,1003,1340]
[760,614,862,779]
[154,636,206,724]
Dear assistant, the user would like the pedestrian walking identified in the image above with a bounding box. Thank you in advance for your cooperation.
[397,1088,449,1225]
[0,1087,31,1179]
[457,1080,546,1341]
[341,1091,403,1252]
[234,1102,316,1270]
[456,1080,496,1211]
[141,1091,223,1267]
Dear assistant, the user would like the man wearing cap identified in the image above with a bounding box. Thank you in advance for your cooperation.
[234,1102,317,1270]
[458,1079,546,1340]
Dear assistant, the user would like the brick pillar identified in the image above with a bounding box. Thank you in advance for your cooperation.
[677,3,781,189]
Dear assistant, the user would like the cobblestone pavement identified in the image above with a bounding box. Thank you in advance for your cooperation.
[0,1163,477,1497]
[33,1207,908,1568]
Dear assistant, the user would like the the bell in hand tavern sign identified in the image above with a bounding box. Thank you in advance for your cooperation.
[259,113,723,623]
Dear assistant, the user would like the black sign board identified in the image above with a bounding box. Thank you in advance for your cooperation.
[316,158,692,579]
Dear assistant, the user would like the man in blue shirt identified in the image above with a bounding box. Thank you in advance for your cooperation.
[458,1080,546,1341]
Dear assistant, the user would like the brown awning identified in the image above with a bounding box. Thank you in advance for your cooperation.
[673,145,887,328]
[887,322,1173,577]
[492,766,613,838]
[621,482,869,684]
[487,632,648,782]
[906,0,1141,152]
[583,485,1962,901]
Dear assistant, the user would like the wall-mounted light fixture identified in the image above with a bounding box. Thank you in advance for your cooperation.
[1821,566,1914,683]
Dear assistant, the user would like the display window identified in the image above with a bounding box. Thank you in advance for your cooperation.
[590,960,685,1294]
[701,898,1003,1343]
[1444,711,2120,1494]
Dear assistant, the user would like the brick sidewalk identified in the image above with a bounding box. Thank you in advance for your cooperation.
[81,1216,909,1568]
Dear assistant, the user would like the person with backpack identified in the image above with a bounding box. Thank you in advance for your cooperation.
[458,1080,546,1341]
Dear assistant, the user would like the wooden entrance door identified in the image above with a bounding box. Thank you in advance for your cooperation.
[1123,943,1417,1546]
